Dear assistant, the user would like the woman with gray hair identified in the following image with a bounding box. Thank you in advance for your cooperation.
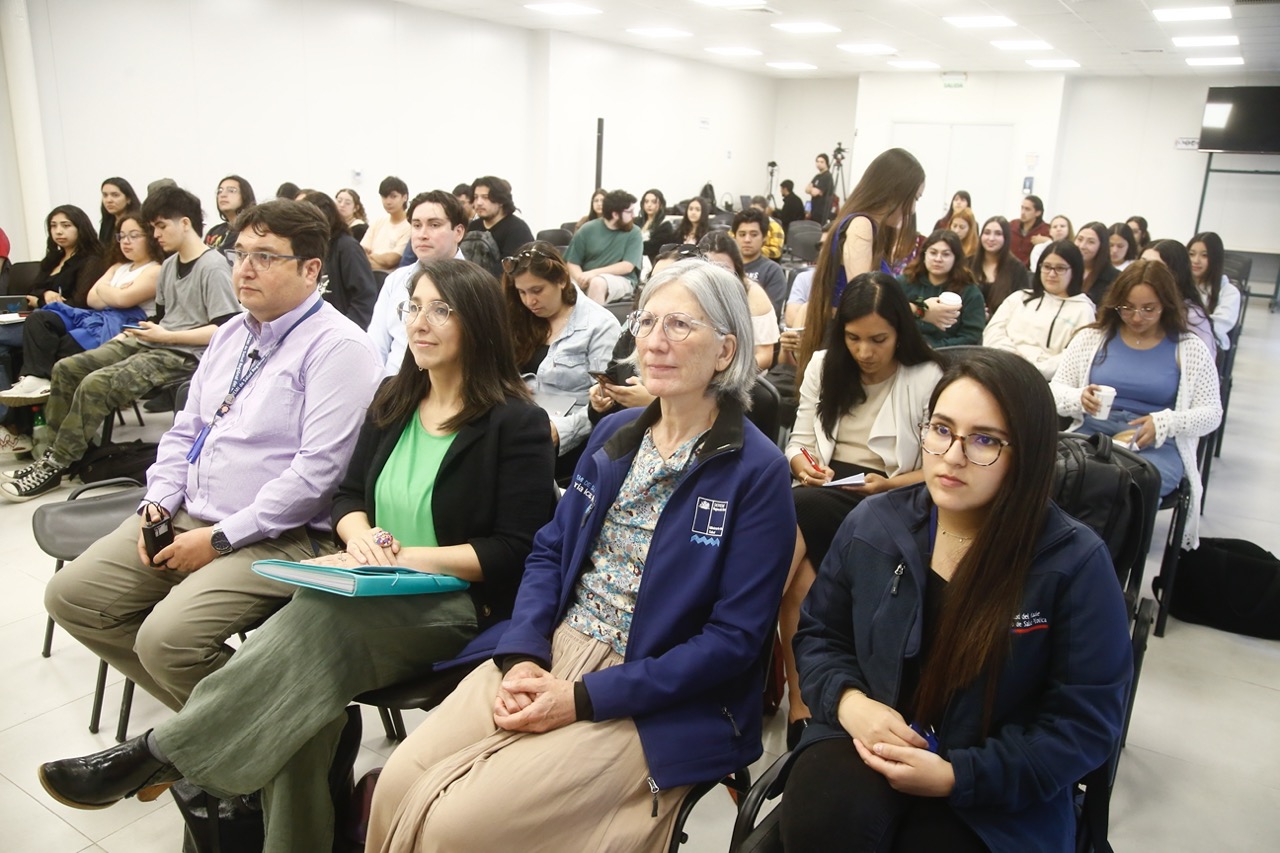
[367,259,795,852]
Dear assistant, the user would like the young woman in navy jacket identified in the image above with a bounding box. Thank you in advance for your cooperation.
[782,348,1132,853]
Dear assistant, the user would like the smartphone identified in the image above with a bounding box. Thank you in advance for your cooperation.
[122,323,144,331]
[589,371,611,386]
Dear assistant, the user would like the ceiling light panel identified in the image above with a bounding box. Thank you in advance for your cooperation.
[524,3,601,16]
[1153,7,1232,22]
[1186,56,1244,66]
[992,40,1052,51]
[838,43,897,55]
[1172,35,1239,47]
[771,22,841,34]
[944,16,1015,29]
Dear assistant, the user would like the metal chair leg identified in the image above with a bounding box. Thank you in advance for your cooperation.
[116,679,135,743]
[42,616,55,658]
[89,660,108,734]
[131,401,145,427]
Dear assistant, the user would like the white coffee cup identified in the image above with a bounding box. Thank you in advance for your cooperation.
[938,291,963,307]
[1094,385,1117,419]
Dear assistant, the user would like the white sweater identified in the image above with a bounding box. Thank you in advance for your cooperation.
[1050,327,1221,549]
[786,352,943,478]
[983,289,1096,380]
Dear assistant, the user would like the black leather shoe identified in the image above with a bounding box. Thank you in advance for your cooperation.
[38,731,181,810]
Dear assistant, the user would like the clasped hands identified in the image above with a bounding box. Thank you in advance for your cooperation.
[493,661,577,733]
[838,689,955,797]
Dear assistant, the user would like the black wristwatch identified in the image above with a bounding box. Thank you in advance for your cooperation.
[210,525,234,556]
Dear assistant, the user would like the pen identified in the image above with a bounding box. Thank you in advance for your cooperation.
[800,447,824,473]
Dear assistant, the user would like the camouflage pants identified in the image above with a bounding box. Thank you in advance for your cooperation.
[45,337,194,467]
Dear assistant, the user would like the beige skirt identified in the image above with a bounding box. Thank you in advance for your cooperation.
[369,624,694,853]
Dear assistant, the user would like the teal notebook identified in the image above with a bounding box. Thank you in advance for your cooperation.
[252,559,470,598]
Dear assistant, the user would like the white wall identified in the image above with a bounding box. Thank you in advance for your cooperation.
[1052,74,1280,253]
[0,41,28,260]
[850,72,1067,228]
[771,78,859,208]
[540,29,778,223]
[10,0,779,247]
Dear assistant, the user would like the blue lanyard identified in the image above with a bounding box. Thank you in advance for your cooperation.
[186,299,324,463]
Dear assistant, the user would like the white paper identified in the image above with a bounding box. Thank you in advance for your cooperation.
[824,473,867,487]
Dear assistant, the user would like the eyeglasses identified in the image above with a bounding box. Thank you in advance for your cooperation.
[920,422,1009,466]
[117,232,145,243]
[1116,304,1161,317]
[501,248,559,275]
[628,310,725,342]
[223,249,306,271]
[924,249,953,260]
[216,186,240,195]
[396,300,454,326]
[1041,264,1071,276]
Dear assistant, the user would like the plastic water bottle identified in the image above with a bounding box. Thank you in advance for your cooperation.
[32,406,51,459]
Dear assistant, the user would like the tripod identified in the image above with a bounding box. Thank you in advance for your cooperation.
[764,162,778,209]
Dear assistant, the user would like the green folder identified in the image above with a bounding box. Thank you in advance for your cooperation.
[251,559,470,597]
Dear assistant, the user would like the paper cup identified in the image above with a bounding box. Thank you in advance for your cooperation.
[938,291,963,307]
[1095,385,1117,419]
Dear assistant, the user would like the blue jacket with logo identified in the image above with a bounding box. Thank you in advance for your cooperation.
[795,484,1132,853]
[492,399,795,790]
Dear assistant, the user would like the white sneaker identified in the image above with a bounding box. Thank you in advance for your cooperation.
[0,375,51,406]
[0,428,33,458]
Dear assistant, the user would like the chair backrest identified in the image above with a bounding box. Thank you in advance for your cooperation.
[785,222,822,264]
[6,260,41,296]
[32,480,147,562]
[747,375,782,445]
[559,221,578,235]
[1223,252,1252,291]
[535,228,572,249]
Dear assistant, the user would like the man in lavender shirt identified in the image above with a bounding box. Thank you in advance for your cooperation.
[45,200,381,712]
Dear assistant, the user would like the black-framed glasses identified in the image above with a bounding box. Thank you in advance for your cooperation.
[920,422,1009,466]
[1040,263,1071,276]
[1116,304,1161,317]
[396,300,454,326]
[117,231,145,243]
[223,249,305,271]
[628,310,726,342]
[501,247,559,275]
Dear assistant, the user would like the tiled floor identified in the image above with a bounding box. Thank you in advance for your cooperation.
[2,302,1279,852]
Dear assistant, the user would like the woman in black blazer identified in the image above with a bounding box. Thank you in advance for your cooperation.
[37,260,557,852]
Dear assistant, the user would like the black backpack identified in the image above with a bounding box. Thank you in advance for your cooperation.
[1169,538,1280,640]
[75,440,158,485]
[458,229,503,279]
[1053,433,1161,595]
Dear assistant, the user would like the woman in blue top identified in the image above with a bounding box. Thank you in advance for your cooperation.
[783,349,1132,853]
[1051,261,1221,547]
[367,259,795,853]
[799,148,925,376]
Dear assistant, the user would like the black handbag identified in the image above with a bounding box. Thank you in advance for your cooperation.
[1168,538,1280,640]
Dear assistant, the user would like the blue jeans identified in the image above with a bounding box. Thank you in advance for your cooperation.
[1079,408,1183,497]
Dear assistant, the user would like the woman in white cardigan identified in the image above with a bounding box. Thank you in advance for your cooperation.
[984,240,1095,379]
[1051,260,1221,549]
[780,273,944,747]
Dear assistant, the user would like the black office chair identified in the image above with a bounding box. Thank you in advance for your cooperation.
[783,222,822,265]
[35,477,146,742]
[6,260,41,296]
[535,228,572,250]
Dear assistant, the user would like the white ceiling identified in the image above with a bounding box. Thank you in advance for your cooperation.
[402,0,1280,77]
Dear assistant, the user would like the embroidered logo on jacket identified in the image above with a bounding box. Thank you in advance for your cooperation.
[690,497,728,546]
[1011,611,1049,634]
